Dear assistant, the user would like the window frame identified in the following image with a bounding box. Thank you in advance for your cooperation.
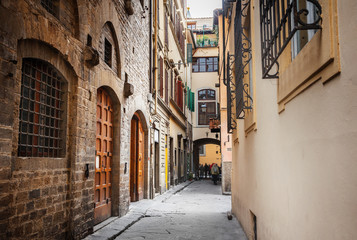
[276,0,341,112]
[192,57,219,73]
[18,58,67,158]
[197,88,217,126]
[104,38,113,67]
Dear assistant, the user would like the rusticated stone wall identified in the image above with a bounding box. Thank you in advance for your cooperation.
[0,0,150,239]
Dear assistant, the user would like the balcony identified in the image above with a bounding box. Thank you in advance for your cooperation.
[209,117,220,133]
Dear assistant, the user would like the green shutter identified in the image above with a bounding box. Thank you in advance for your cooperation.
[191,92,195,112]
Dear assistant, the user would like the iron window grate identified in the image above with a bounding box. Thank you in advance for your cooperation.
[260,0,322,78]
[104,38,112,67]
[18,59,65,158]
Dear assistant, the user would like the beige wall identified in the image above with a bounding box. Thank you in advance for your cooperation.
[192,47,219,141]
[229,1,357,240]
[199,144,221,166]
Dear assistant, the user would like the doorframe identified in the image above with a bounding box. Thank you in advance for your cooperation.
[94,86,121,223]
[129,111,149,201]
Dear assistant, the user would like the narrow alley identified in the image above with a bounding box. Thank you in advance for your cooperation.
[86,180,247,240]
[1,0,356,239]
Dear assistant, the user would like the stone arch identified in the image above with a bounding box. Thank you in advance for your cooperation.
[129,110,150,201]
[100,21,121,76]
[95,85,121,217]
[15,39,79,157]
[193,138,221,176]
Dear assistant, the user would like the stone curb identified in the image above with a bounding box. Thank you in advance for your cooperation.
[83,180,194,240]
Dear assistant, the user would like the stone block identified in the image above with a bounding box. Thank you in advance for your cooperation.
[26,201,34,212]
[29,189,41,199]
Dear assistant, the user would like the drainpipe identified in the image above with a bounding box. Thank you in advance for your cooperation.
[149,0,152,94]
[153,0,158,115]
[222,0,227,86]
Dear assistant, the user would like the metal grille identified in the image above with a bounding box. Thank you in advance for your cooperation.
[226,0,253,134]
[104,38,112,67]
[41,0,58,17]
[260,0,322,78]
[18,59,65,158]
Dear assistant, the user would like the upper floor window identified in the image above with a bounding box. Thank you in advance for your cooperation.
[198,89,216,125]
[18,58,66,157]
[104,38,112,67]
[259,0,322,78]
[41,0,59,18]
[187,23,196,30]
[100,22,120,75]
[192,57,218,72]
[291,0,320,59]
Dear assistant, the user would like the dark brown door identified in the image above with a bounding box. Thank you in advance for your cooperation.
[94,88,113,225]
[130,114,144,202]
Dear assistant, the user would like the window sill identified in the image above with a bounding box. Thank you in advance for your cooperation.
[14,157,68,171]
[277,0,340,113]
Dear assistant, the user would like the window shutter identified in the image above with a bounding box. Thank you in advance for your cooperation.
[165,69,168,103]
[160,57,164,98]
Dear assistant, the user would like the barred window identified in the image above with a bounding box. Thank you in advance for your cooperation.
[104,38,112,67]
[18,59,66,158]
[41,0,59,17]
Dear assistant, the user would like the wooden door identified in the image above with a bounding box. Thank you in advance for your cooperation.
[130,114,145,202]
[137,120,144,200]
[130,117,138,202]
[94,88,113,225]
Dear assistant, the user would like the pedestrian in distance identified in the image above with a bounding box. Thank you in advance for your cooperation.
[211,163,219,185]
[204,163,209,179]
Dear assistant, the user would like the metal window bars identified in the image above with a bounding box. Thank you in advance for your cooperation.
[260,0,322,78]
[18,59,65,158]
[227,0,253,133]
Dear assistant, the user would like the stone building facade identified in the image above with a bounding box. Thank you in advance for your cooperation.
[0,0,150,239]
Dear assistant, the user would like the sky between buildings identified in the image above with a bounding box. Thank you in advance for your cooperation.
[187,0,222,18]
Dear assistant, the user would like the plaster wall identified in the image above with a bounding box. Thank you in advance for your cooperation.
[191,47,219,141]
[231,1,357,239]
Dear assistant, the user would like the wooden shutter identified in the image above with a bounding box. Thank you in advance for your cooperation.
[160,57,163,98]
[165,69,168,103]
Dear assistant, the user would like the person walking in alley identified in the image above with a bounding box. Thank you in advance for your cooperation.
[211,163,219,185]
[204,163,209,178]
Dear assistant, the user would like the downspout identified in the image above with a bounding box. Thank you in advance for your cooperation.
[153,0,158,115]
[149,0,152,94]
[222,0,227,86]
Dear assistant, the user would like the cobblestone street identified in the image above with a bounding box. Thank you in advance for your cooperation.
[86,180,247,240]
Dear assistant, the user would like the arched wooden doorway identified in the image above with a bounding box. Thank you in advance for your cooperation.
[130,113,145,202]
[94,88,113,224]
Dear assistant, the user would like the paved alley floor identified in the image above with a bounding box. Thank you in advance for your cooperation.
[85,180,247,240]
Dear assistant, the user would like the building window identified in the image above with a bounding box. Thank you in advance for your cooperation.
[259,0,322,78]
[104,38,112,67]
[18,59,66,158]
[198,89,216,125]
[291,1,320,59]
[199,145,205,156]
[192,57,218,72]
[187,23,196,30]
[41,0,59,17]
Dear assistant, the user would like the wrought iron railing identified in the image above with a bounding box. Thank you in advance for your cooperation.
[227,0,253,133]
[260,0,322,78]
